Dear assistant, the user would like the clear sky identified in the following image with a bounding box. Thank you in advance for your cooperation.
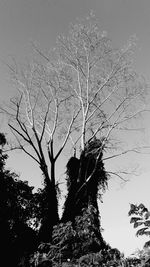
[1,0,150,257]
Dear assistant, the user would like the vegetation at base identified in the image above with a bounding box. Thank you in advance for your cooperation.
[30,247,144,267]
[0,133,138,266]
[1,132,150,266]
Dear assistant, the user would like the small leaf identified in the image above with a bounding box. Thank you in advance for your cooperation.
[136,227,148,237]
[144,230,150,236]
[145,212,150,220]
[144,220,150,227]
[130,217,142,224]
[144,241,150,248]
[128,204,138,216]
[134,221,143,228]
[138,203,146,210]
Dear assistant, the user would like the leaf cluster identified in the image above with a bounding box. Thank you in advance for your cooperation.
[129,203,150,248]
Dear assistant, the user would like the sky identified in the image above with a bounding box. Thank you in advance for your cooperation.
[0,0,150,257]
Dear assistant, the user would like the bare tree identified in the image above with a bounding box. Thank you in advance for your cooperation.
[1,15,148,241]
[54,15,149,223]
[56,16,148,175]
[1,57,79,241]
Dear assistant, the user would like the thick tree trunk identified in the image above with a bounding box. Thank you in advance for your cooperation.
[38,161,59,243]
[61,140,108,252]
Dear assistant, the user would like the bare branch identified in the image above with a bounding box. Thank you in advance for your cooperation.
[8,126,40,164]
[31,41,50,62]
[103,146,150,161]
[55,108,80,161]
[51,100,58,139]
[8,123,30,144]
[40,100,51,142]
[106,171,129,182]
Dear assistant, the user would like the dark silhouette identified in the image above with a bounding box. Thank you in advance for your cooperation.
[62,139,108,222]
[61,139,108,255]
[0,133,38,266]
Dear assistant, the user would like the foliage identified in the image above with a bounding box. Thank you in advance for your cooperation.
[77,248,123,267]
[0,132,8,169]
[73,205,106,256]
[0,133,38,266]
[31,245,129,267]
[128,205,150,267]
[0,133,35,228]
[32,205,107,266]
[129,203,150,248]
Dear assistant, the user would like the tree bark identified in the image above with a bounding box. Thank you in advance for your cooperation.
[38,161,59,243]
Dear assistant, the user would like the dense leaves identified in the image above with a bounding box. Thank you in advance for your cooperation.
[0,133,38,266]
[32,205,108,266]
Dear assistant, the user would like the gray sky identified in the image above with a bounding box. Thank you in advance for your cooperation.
[1,0,150,256]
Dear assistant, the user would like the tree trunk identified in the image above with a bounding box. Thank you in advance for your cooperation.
[38,161,59,243]
[61,139,108,252]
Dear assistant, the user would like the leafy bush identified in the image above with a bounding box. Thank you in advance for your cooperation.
[31,205,107,266]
